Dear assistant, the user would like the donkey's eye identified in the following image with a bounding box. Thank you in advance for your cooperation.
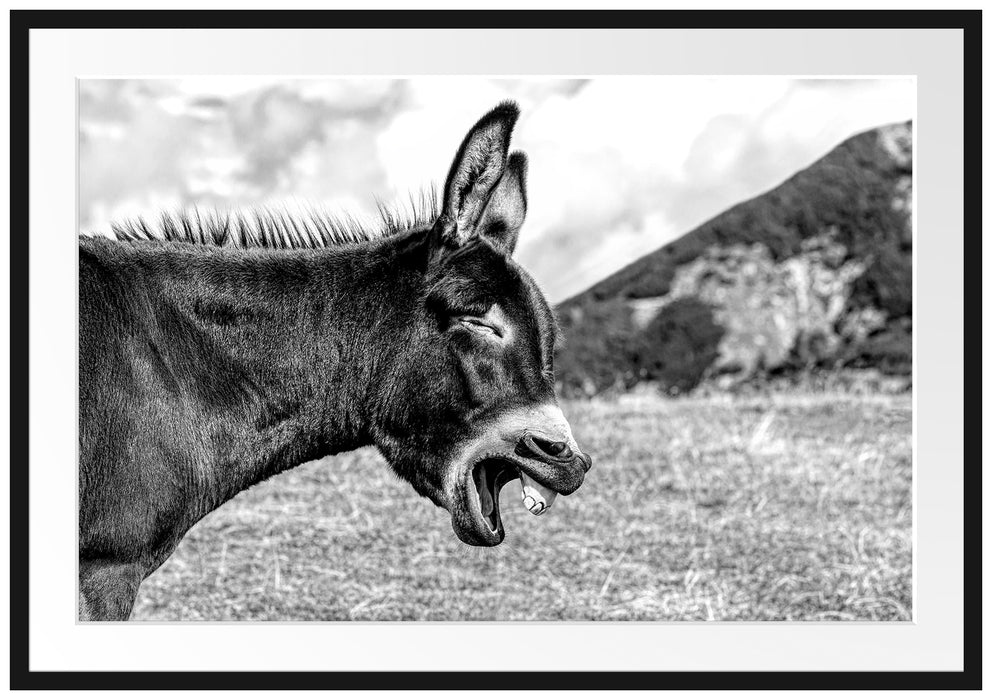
[458,317,502,338]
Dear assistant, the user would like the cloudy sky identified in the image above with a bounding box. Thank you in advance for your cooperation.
[79,77,914,302]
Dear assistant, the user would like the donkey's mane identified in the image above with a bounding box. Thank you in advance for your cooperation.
[100,188,440,250]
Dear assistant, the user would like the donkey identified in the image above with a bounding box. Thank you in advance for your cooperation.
[79,102,592,621]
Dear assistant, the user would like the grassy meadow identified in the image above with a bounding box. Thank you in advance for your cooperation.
[131,391,912,621]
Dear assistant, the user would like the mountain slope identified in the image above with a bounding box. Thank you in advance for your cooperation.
[555,122,913,396]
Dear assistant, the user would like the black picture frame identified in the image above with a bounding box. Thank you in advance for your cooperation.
[8,8,981,691]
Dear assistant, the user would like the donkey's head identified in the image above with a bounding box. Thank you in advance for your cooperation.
[372,102,592,546]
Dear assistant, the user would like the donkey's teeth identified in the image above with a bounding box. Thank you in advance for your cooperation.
[520,473,557,516]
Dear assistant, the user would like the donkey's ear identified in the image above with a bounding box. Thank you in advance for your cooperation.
[433,102,519,251]
[477,151,527,256]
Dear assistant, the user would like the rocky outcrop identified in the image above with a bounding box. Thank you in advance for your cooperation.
[653,230,876,380]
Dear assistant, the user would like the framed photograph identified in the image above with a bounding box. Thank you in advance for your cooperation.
[8,7,980,691]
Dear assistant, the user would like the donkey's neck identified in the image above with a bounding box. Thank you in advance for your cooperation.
[128,236,423,506]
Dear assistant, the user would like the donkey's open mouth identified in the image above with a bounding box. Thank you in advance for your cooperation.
[450,405,591,547]
[472,456,561,536]
[464,444,585,548]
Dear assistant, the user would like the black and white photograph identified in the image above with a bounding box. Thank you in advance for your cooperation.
[10,8,980,689]
[78,75,915,623]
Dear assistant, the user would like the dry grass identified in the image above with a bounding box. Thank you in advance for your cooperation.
[131,392,912,621]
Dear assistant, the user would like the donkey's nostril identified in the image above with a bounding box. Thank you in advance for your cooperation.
[532,436,572,460]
